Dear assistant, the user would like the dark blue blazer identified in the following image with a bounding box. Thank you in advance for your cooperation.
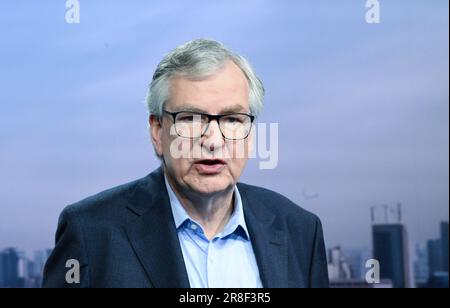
[43,167,329,288]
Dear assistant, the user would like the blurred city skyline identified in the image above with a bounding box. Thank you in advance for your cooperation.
[1,220,447,288]
[0,1,448,257]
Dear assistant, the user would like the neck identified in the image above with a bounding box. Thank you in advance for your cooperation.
[165,172,235,240]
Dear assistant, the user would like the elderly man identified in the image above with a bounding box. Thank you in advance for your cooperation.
[43,39,329,288]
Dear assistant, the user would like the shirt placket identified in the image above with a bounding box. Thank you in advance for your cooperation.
[206,239,217,288]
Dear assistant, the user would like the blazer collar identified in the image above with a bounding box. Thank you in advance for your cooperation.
[124,166,190,288]
[238,183,299,288]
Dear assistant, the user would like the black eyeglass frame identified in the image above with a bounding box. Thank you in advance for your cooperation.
[162,109,255,140]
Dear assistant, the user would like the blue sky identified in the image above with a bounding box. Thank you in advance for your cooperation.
[0,0,448,253]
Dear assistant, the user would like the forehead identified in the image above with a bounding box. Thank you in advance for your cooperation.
[166,60,250,114]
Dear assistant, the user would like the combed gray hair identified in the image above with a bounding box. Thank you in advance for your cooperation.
[146,39,265,118]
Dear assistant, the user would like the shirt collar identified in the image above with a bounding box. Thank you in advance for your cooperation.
[164,175,250,241]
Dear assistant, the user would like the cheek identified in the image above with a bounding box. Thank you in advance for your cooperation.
[161,136,173,160]
[226,139,251,161]
[231,157,248,172]
[226,142,249,176]
[162,137,195,172]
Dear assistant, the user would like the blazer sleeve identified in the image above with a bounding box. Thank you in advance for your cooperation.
[42,207,90,288]
[309,217,330,288]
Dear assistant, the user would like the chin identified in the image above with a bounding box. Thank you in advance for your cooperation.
[191,177,233,195]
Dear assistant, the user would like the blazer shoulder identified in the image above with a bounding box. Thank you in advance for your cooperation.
[237,182,320,224]
[61,175,149,222]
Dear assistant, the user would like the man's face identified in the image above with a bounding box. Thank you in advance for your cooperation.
[150,60,253,196]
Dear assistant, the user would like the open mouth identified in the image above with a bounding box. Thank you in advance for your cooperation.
[195,159,226,165]
[194,159,226,174]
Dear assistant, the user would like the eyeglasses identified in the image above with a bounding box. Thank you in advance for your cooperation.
[162,110,255,140]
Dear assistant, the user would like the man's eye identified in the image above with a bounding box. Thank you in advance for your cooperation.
[179,116,194,121]
[224,116,243,124]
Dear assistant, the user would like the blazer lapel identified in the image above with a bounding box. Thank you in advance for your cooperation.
[239,185,293,288]
[124,168,190,288]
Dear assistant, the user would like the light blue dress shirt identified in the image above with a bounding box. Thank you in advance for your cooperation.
[164,176,263,288]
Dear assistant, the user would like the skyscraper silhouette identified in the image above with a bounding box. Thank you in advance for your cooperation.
[372,224,411,288]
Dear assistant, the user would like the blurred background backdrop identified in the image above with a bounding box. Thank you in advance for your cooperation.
[0,0,448,288]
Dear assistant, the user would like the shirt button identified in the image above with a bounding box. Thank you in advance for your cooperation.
[190,224,198,231]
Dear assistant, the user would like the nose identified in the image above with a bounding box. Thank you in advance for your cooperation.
[202,120,225,152]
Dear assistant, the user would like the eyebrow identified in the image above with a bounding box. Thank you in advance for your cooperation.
[220,104,247,114]
[173,104,248,114]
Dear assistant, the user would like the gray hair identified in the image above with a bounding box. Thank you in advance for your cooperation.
[146,39,265,118]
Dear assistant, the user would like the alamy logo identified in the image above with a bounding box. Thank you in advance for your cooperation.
[65,259,80,284]
[167,122,279,170]
[65,0,80,24]
[365,0,381,24]
[365,259,381,284]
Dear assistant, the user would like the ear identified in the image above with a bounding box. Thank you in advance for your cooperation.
[149,114,163,157]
